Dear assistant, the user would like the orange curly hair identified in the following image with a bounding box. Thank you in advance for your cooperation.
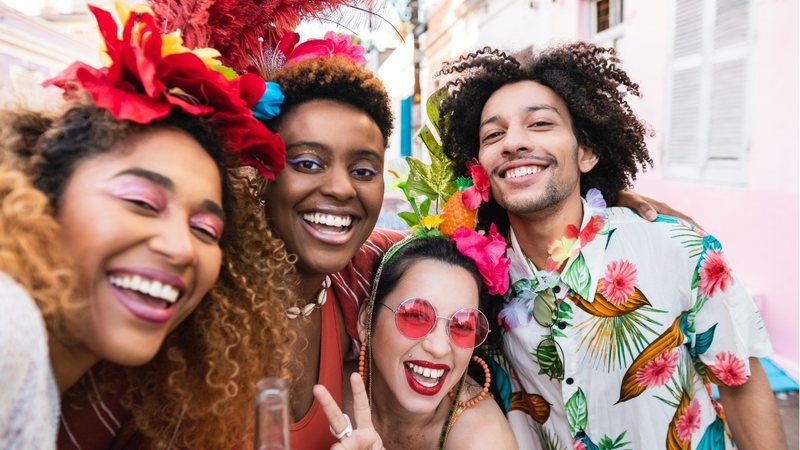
[0,113,76,343]
[0,103,298,449]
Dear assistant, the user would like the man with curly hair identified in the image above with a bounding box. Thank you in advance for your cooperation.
[438,43,786,449]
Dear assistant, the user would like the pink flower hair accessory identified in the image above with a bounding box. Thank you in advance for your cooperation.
[452,224,511,296]
[253,30,368,77]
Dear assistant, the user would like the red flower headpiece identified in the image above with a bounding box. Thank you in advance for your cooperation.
[42,5,284,180]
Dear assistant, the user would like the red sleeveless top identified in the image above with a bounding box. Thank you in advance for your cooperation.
[289,291,343,450]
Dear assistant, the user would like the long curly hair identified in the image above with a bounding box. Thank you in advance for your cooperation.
[0,102,298,449]
[267,56,394,146]
[438,43,654,235]
[0,115,76,343]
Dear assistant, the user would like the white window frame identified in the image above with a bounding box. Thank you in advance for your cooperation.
[663,0,754,185]
[588,0,625,48]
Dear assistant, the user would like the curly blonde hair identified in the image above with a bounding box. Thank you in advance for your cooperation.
[0,112,76,343]
[1,103,298,449]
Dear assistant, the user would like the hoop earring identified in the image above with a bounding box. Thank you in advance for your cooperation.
[448,355,491,409]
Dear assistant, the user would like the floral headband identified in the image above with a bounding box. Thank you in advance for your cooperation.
[42,2,285,179]
[387,89,510,296]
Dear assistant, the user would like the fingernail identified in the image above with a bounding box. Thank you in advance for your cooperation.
[646,209,657,220]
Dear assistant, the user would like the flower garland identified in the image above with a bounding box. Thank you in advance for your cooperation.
[545,188,607,272]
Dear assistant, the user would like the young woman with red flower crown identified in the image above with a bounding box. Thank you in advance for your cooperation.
[0,4,294,449]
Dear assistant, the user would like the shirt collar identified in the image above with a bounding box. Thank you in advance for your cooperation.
[508,195,609,302]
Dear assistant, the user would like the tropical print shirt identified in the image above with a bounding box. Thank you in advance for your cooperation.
[500,191,772,450]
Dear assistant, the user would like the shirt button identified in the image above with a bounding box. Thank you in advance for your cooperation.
[552,285,561,294]
[566,377,574,385]
[557,321,567,330]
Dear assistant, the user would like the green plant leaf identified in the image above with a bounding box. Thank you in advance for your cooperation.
[214,64,238,80]
[534,340,564,382]
[417,124,443,156]
[694,324,717,356]
[565,388,588,436]
[697,417,726,450]
[419,198,432,216]
[564,254,591,299]
[424,88,449,136]
[397,211,419,228]
[404,156,456,204]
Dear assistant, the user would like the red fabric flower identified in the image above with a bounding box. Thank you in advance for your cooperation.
[462,159,490,210]
[579,214,605,246]
[43,6,284,179]
[452,224,511,295]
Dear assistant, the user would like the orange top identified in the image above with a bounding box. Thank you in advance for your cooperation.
[289,291,343,450]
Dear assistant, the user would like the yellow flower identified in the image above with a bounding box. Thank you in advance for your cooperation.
[420,215,444,230]
[114,0,152,23]
[546,236,577,270]
[160,30,222,68]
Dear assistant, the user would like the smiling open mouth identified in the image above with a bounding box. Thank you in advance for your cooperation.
[503,165,546,179]
[406,362,446,387]
[302,212,354,234]
[108,274,182,310]
[404,361,450,396]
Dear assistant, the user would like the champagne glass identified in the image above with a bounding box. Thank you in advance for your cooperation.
[254,377,290,450]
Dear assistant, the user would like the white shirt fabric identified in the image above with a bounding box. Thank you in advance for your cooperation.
[500,197,772,450]
[0,272,59,450]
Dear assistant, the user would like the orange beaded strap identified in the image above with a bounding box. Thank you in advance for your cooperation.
[358,340,368,384]
[448,355,491,408]
[442,355,492,447]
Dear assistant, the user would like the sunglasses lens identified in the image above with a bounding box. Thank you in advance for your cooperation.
[395,298,436,339]
[449,309,490,348]
[532,288,557,327]
[535,338,565,380]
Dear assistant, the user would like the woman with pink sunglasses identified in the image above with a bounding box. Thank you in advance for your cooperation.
[314,236,518,450]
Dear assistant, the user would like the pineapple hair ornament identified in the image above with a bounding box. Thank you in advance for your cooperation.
[357,88,509,445]
[389,88,509,295]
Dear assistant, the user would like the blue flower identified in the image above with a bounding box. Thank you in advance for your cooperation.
[252,81,284,121]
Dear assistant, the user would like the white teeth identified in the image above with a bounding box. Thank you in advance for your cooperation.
[505,165,543,179]
[406,363,445,380]
[148,281,163,297]
[303,212,353,228]
[108,274,182,304]
[160,284,179,302]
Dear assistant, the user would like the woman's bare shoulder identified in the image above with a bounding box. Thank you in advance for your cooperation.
[446,386,518,450]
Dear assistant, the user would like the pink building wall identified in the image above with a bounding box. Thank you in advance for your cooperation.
[613,0,800,376]
[417,0,799,376]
